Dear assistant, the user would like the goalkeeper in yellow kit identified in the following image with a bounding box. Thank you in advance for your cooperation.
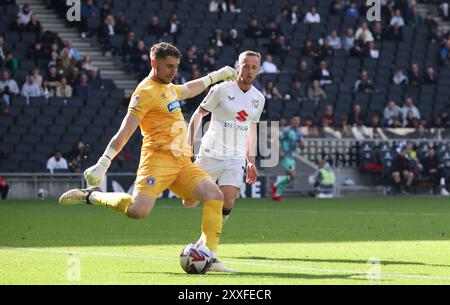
[59,42,238,272]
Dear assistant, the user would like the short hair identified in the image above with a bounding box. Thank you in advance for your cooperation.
[238,50,262,63]
[150,42,181,60]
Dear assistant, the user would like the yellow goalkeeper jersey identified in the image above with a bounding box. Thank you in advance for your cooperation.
[128,76,190,157]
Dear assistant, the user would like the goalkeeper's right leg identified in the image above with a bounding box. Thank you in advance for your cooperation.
[59,187,102,205]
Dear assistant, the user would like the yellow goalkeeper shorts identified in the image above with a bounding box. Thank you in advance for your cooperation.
[134,150,211,200]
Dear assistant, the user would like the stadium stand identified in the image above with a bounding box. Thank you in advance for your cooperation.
[1,0,450,179]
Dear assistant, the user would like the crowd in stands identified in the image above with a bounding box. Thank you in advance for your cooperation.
[0,1,108,116]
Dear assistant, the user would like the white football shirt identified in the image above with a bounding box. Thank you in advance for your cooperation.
[199,81,265,160]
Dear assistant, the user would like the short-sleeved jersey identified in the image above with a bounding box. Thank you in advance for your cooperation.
[128,76,190,156]
[199,81,265,160]
[279,126,303,157]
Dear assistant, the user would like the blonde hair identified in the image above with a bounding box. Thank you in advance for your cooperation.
[238,50,262,63]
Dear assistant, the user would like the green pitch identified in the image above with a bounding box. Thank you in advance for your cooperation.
[1,196,450,285]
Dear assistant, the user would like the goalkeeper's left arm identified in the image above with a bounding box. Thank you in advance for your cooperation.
[84,113,141,186]
[178,66,238,100]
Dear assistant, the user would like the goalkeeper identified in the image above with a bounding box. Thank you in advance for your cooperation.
[59,42,238,272]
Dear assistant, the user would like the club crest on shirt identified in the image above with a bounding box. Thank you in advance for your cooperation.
[252,99,260,109]
[146,177,156,186]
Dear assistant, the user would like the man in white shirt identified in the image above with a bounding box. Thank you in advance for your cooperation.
[304,5,321,23]
[402,97,421,120]
[184,51,265,272]
[47,152,69,174]
[17,3,32,25]
[261,54,278,73]
[0,70,19,95]
[21,75,41,98]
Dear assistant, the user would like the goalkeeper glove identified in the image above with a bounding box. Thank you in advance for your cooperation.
[84,156,111,186]
[202,66,238,87]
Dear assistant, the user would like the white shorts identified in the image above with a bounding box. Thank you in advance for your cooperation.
[195,157,246,189]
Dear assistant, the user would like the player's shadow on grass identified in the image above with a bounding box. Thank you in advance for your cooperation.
[226,256,450,268]
[124,271,387,282]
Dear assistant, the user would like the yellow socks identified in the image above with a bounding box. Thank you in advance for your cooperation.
[201,200,223,252]
[90,192,132,214]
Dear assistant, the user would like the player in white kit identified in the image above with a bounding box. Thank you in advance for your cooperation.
[184,51,265,272]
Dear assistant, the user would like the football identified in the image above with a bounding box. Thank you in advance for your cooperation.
[179,243,213,274]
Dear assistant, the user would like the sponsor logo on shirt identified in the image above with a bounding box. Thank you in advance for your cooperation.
[236,110,248,122]
[167,100,181,112]
[228,95,235,101]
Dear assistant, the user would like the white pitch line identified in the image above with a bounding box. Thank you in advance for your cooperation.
[158,205,450,218]
[1,247,450,282]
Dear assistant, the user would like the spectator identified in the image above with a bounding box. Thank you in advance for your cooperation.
[372,22,384,41]
[180,48,198,72]
[67,141,88,173]
[439,110,450,128]
[225,29,241,48]
[342,28,355,52]
[28,41,47,62]
[403,110,418,128]
[46,151,69,174]
[68,67,80,88]
[316,39,334,63]
[346,1,359,17]
[390,9,405,27]
[320,105,336,127]
[0,70,19,96]
[348,103,364,126]
[80,55,94,72]
[392,146,414,194]
[261,54,279,73]
[355,22,374,43]
[31,67,43,87]
[81,0,99,38]
[21,75,41,98]
[47,51,58,69]
[245,18,262,38]
[408,63,422,86]
[423,67,437,84]
[393,68,409,85]
[26,14,42,35]
[422,147,449,195]
[121,31,136,65]
[199,53,215,73]
[276,7,290,25]
[441,1,450,20]
[408,5,422,27]
[10,16,25,33]
[0,176,9,200]
[307,80,327,104]
[209,0,227,13]
[66,40,81,62]
[402,97,421,120]
[55,77,73,98]
[17,3,32,25]
[369,113,381,128]
[354,70,376,93]
[294,60,311,84]
[262,80,283,100]
[311,60,332,86]
[289,80,306,102]
[100,15,116,53]
[304,5,321,24]
[228,0,241,13]
[3,52,19,72]
[289,4,300,26]
[132,40,150,79]
[263,20,282,40]
[439,40,450,66]
[164,12,182,43]
[115,13,132,35]
[367,41,379,59]
[0,36,8,63]
[209,29,224,48]
[267,35,290,63]
[40,79,55,99]
[58,48,77,78]
[75,74,93,98]
[327,30,342,50]
[340,116,353,137]
[302,116,320,136]
[147,16,164,37]
[383,100,403,126]
[302,39,319,58]
[350,39,367,58]
[89,67,102,89]
[99,0,111,22]
[424,12,438,31]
